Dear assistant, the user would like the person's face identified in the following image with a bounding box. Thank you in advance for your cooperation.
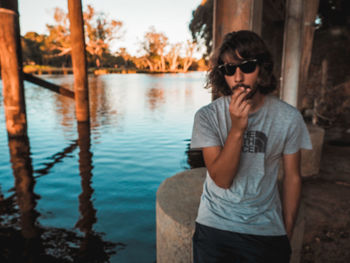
[221,51,260,98]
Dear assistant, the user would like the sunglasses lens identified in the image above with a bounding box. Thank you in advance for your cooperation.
[219,60,257,76]
[224,64,236,76]
[239,61,257,73]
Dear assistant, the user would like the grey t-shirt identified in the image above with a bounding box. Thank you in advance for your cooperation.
[191,95,312,236]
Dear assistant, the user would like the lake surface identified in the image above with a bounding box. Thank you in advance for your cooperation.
[0,72,211,262]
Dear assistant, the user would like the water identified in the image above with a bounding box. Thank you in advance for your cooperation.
[0,72,211,262]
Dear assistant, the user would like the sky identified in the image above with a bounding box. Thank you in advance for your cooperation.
[18,0,203,57]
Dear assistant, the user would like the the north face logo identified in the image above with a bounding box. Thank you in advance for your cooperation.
[242,131,267,153]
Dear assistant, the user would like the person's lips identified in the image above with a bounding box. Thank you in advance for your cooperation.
[231,84,257,100]
[231,84,250,91]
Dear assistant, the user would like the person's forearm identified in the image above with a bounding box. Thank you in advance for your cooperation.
[283,173,302,239]
[208,129,244,189]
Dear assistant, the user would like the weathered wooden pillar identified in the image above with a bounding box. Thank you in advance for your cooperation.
[67,0,90,123]
[0,1,27,137]
[213,0,263,51]
[280,0,303,108]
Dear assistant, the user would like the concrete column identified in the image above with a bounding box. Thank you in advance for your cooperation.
[213,0,263,51]
[0,5,27,137]
[298,0,320,108]
[301,124,325,177]
[280,0,303,108]
[156,168,206,263]
[67,0,90,123]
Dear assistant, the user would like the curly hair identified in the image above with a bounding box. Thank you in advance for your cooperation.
[206,30,276,97]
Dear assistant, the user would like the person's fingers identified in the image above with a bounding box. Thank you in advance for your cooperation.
[231,87,245,102]
[235,88,251,109]
[231,88,247,108]
[238,99,250,113]
[241,101,251,116]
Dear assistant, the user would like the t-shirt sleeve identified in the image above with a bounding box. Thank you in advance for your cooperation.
[283,111,312,154]
[190,107,221,149]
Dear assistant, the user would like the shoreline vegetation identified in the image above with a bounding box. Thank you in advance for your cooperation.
[23,65,208,76]
[21,5,209,78]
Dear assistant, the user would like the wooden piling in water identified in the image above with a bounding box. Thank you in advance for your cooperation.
[67,0,90,123]
[0,5,27,137]
[23,73,75,99]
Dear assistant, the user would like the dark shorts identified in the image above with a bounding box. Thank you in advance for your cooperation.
[193,223,291,263]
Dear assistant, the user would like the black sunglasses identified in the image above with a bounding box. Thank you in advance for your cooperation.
[218,59,258,76]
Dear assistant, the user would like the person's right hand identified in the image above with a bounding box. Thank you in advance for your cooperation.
[229,87,251,133]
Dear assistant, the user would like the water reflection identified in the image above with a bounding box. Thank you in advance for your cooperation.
[147,87,165,111]
[34,141,78,178]
[51,76,122,139]
[0,132,123,262]
[76,122,96,233]
[1,72,212,262]
[75,122,126,262]
[7,135,43,261]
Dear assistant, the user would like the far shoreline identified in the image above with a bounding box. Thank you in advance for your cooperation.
[23,65,208,76]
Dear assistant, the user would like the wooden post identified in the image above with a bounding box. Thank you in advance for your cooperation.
[280,0,303,108]
[298,0,320,108]
[213,0,263,51]
[67,0,90,123]
[0,4,27,137]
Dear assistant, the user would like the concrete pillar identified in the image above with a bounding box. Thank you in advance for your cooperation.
[280,0,303,108]
[0,5,27,137]
[67,0,90,123]
[213,0,263,51]
[301,124,325,177]
[298,0,320,108]
[156,168,306,263]
[156,168,206,263]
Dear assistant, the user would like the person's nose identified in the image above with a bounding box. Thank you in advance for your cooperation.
[234,68,244,83]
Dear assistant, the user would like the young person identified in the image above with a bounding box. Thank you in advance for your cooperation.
[191,30,312,263]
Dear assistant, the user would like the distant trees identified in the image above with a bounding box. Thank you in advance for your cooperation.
[21,32,45,65]
[21,4,202,72]
[42,5,124,67]
[139,27,197,72]
[83,5,123,67]
[189,0,213,59]
[140,27,168,71]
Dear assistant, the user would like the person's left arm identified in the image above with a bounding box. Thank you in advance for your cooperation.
[282,150,302,240]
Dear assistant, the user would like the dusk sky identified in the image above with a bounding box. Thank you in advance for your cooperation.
[18,0,203,56]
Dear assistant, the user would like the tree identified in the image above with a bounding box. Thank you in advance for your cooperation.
[166,43,182,72]
[182,40,197,72]
[140,26,168,71]
[84,5,123,67]
[189,0,213,59]
[45,7,71,57]
[22,32,46,65]
[45,5,123,67]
